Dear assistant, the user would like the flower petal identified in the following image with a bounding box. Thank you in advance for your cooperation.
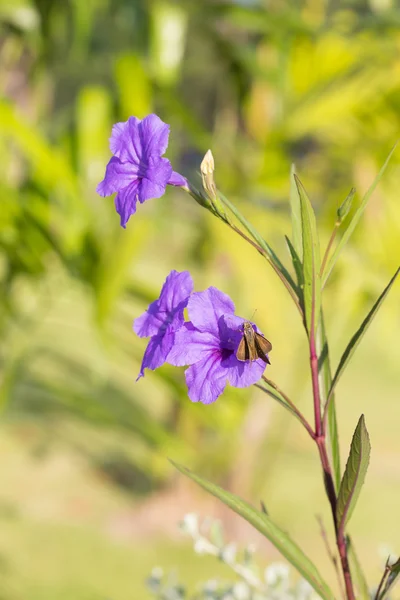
[137,331,175,379]
[114,180,140,228]
[158,270,193,314]
[218,314,245,351]
[96,157,139,197]
[139,157,172,203]
[110,117,142,164]
[185,352,228,404]
[187,287,235,334]
[168,171,187,187]
[167,323,218,366]
[139,114,170,158]
[224,353,266,388]
[134,270,192,340]
[133,299,162,338]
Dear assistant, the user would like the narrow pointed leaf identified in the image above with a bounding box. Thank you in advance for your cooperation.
[336,415,371,532]
[171,460,335,600]
[285,235,304,306]
[295,175,321,337]
[347,536,370,600]
[290,164,303,260]
[322,145,397,287]
[256,382,298,417]
[318,312,341,492]
[378,558,400,599]
[328,267,399,401]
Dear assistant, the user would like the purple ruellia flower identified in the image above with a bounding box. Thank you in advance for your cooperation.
[134,270,193,379]
[97,114,187,228]
[167,287,267,404]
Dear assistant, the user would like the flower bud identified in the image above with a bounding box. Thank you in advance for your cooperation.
[200,149,217,200]
[337,187,356,223]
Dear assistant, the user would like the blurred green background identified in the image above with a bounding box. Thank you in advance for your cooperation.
[1,0,400,598]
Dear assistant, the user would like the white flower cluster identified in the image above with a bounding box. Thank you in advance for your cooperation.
[146,514,321,600]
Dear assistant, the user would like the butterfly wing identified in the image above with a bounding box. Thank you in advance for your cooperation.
[255,333,272,363]
[236,336,250,361]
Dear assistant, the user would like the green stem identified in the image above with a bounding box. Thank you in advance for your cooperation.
[320,222,340,279]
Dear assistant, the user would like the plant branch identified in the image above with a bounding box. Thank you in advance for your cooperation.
[317,515,346,600]
[260,375,315,439]
[374,559,391,600]
[320,223,340,278]
[226,224,303,317]
[188,183,303,316]
[310,327,322,437]
[310,324,355,600]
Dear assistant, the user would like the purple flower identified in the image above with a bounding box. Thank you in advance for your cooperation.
[167,287,267,404]
[134,270,193,379]
[97,114,187,228]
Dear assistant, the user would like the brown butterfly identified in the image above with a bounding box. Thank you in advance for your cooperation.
[236,321,272,364]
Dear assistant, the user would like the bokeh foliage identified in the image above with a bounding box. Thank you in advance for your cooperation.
[0,0,400,556]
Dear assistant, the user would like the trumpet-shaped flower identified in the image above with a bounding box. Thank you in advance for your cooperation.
[97,114,187,227]
[167,287,267,404]
[134,270,193,379]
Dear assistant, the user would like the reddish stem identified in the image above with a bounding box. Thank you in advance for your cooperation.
[316,515,345,600]
[310,328,322,437]
[310,328,355,600]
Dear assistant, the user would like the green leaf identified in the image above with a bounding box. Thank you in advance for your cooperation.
[219,192,302,314]
[290,164,303,260]
[336,415,371,532]
[378,558,400,599]
[328,267,399,401]
[322,145,397,287]
[295,175,321,336]
[337,187,356,223]
[347,536,370,600]
[255,381,302,422]
[256,383,296,416]
[285,235,304,305]
[171,461,335,600]
[317,312,341,492]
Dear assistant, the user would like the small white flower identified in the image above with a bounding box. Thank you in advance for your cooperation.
[265,563,290,587]
[150,566,164,580]
[233,580,251,600]
[296,579,316,600]
[221,543,237,564]
[194,537,216,555]
[180,513,199,537]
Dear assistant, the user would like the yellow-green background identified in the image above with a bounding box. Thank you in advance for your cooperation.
[0,0,399,598]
